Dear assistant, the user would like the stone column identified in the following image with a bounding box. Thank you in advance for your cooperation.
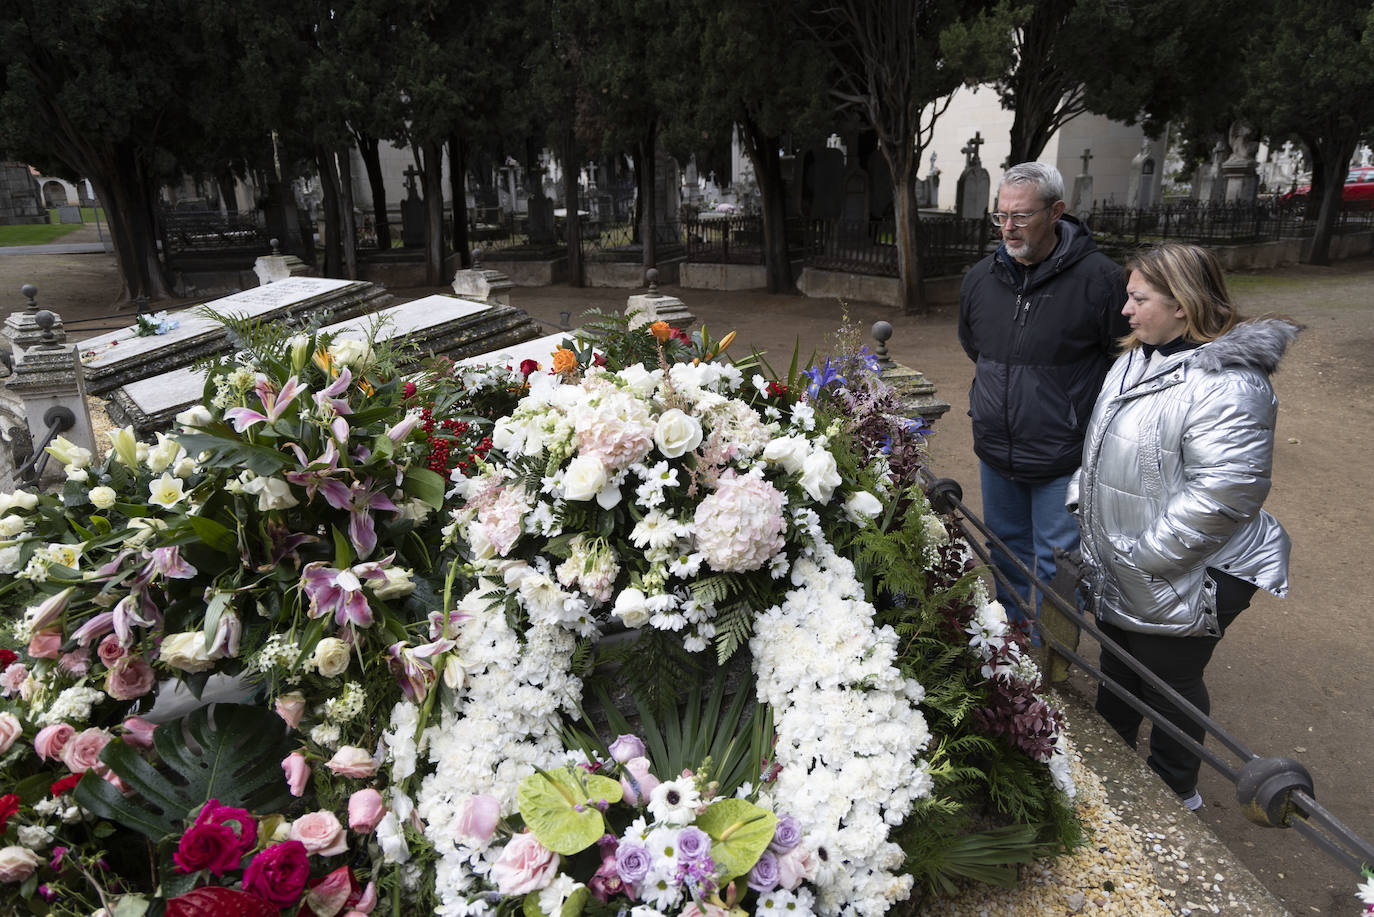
[5,309,95,486]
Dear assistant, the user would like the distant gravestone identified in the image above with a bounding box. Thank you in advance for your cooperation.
[955,133,990,219]
[1222,121,1260,204]
[916,152,940,209]
[1194,140,1228,203]
[809,147,846,220]
[57,205,83,224]
[401,166,426,248]
[1071,148,1094,215]
[527,193,555,245]
[1127,140,1156,209]
[841,167,869,223]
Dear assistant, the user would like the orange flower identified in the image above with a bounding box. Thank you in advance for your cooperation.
[649,320,672,343]
[552,348,578,374]
[313,349,338,377]
[358,378,374,397]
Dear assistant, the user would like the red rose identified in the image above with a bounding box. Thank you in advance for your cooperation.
[50,774,81,796]
[194,799,257,857]
[0,649,16,668]
[241,840,310,908]
[519,359,540,377]
[173,822,244,875]
[0,793,20,833]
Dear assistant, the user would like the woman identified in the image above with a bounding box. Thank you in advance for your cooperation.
[1069,242,1298,811]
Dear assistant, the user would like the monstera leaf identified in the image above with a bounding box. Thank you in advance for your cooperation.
[516,767,623,855]
[75,703,295,841]
[695,798,778,883]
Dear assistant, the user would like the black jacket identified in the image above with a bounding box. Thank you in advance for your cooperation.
[958,214,1128,482]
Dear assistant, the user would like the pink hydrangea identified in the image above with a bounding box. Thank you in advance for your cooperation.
[692,470,786,573]
[574,392,654,471]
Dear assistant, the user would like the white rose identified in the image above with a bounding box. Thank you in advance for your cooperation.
[467,523,496,561]
[762,436,809,474]
[160,632,216,673]
[0,845,41,882]
[330,337,373,369]
[653,409,703,459]
[799,449,842,503]
[65,466,89,483]
[88,487,118,511]
[0,515,25,537]
[491,418,520,455]
[175,404,214,429]
[613,588,650,628]
[173,457,197,478]
[0,490,38,513]
[979,601,1008,627]
[312,637,351,677]
[373,567,416,600]
[843,490,884,524]
[562,455,608,502]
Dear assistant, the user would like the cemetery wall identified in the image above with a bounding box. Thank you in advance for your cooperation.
[797,266,962,309]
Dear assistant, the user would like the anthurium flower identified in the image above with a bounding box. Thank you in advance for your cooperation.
[223,375,306,432]
[300,560,389,627]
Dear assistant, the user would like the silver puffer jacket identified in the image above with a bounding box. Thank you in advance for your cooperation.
[1067,319,1299,637]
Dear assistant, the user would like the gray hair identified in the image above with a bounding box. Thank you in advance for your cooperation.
[1000,162,1065,203]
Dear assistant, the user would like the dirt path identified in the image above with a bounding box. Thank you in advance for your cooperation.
[3,246,1371,915]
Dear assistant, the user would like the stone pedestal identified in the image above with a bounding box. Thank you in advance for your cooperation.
[253,253,310,286]
[451,267,515,306]
[3,285,65,364]
[881,364,951,428]
[1222,161,1260,203]
[625,292,694,330]
[1071,175,1093,216]
[5,317,95,486]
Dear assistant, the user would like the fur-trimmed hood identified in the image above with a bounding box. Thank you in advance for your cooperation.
[1193,317,1302,375]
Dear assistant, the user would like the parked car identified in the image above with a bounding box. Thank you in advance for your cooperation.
[1281,165,1374,208]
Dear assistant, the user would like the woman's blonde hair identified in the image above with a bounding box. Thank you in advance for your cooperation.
[1121,243,1242,350]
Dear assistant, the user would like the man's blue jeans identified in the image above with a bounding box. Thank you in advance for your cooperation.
[978,462,1080,634]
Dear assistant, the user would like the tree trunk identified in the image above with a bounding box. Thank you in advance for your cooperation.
[448,133,471,270]
[637,123,658,269]
[739,116,796,294]
[76,146,172,305]
[336,147,358,281]
[316,148,343,278]
[889,157,925,313]
[422,139,447,286]
[1304,139,1356,266]
[562,128,584,288]
[354,132,392,250]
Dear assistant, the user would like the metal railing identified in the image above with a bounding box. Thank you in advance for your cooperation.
[159,209,271,257]
[921,470,1374,877]
[797,215,989,278]
[1087,200,1374,248]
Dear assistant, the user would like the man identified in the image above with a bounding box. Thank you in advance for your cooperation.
[958,161,1127,634]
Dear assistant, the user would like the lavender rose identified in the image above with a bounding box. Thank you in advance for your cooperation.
[768,814,802,853]
[747,850,781,892]
[608,734,646,764]
[614,840,652,886]
[676,826,711,861]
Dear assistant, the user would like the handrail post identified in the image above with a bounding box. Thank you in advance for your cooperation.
[4,297,95,487]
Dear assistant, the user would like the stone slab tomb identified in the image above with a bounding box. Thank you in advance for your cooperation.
[80,278,390,395]
[106,295,541,434]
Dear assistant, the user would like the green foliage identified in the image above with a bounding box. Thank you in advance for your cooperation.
[695,798,778,883]
[516,767,624,854]
[74,704,295,842]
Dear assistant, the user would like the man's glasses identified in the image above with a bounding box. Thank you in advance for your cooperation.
[988,207,1048,228]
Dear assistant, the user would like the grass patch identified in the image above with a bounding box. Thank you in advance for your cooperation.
[0,222,83,246]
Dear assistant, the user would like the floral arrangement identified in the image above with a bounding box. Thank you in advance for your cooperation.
[133,310,179,337]
[1359,868,1374,916]
[0,313,1080,917]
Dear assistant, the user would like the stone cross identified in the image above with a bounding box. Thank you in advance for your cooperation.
[1080,148,1094,176]
[403,166,422,200]
[961,132,985,168]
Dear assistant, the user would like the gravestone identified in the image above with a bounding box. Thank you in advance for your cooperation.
[955,133,990,219]
[1127,140,1156,209]
[5,310,96,486]
[106,295,542,434]
[457,332,569,370]
[253,238,311,286]
[808,147,846,219]
[683,157,702,209]
[0,161,48,225]
[1222,121,1260,204]
[867,150,894,217]
[527,193,556,246]
[79,278,388,395]
[842,167,869,223]
[1071,148,1094,215]
[915,152,939,209]
[1193,140,1228,203]
[451,249,515,306]
[401,166,426,248]
[57,205,83,224]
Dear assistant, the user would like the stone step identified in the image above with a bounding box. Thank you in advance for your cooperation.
[105,294,541,435]
[79,278,390,395]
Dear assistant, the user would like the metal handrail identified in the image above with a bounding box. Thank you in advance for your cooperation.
[17,405,76,484]
[922,471,1374,876]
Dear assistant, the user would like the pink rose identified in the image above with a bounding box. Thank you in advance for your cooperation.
[60,727,111,774]
[289,810,348,857]
[353,881,378,913]
[325,745,378,778]
[34,723,74,761]
[347,789,386,833]
[776,845,817,890]
[619,756,660,806]
[242,841,310,908]
[105,655,156,701]
[0,662,28,697]
[0,845,41,883]
[282,752,310,797]
[275,693,306,729]
[97,633,126,668]
[27,630,62,659]
[0,713,19,754]
[122,716,157,749]
[58,647,90,676]
[455,794,501,844]
[490,832,560,896]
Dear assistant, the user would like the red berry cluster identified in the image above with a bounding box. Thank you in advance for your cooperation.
[419,406,493,477]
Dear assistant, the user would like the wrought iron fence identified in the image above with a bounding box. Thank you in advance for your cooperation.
[1086,200,1374,248]
[796,215,990,278]
[159,209,270,257]
[684,215,767,264]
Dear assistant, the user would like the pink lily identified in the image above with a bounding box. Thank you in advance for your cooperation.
[387,639,453,702]
[223,375,307,432]
[112,592,160,647]
[319,478,398,559]
[313,366,354,416]
[131,546,197,588]
[24,587,74,632]
[72,611,115,646]
[285,439,342,501]
[385,411,421,445]
[300,559,389,628]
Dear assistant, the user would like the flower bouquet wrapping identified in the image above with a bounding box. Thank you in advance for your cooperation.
[0,313,1079,917]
